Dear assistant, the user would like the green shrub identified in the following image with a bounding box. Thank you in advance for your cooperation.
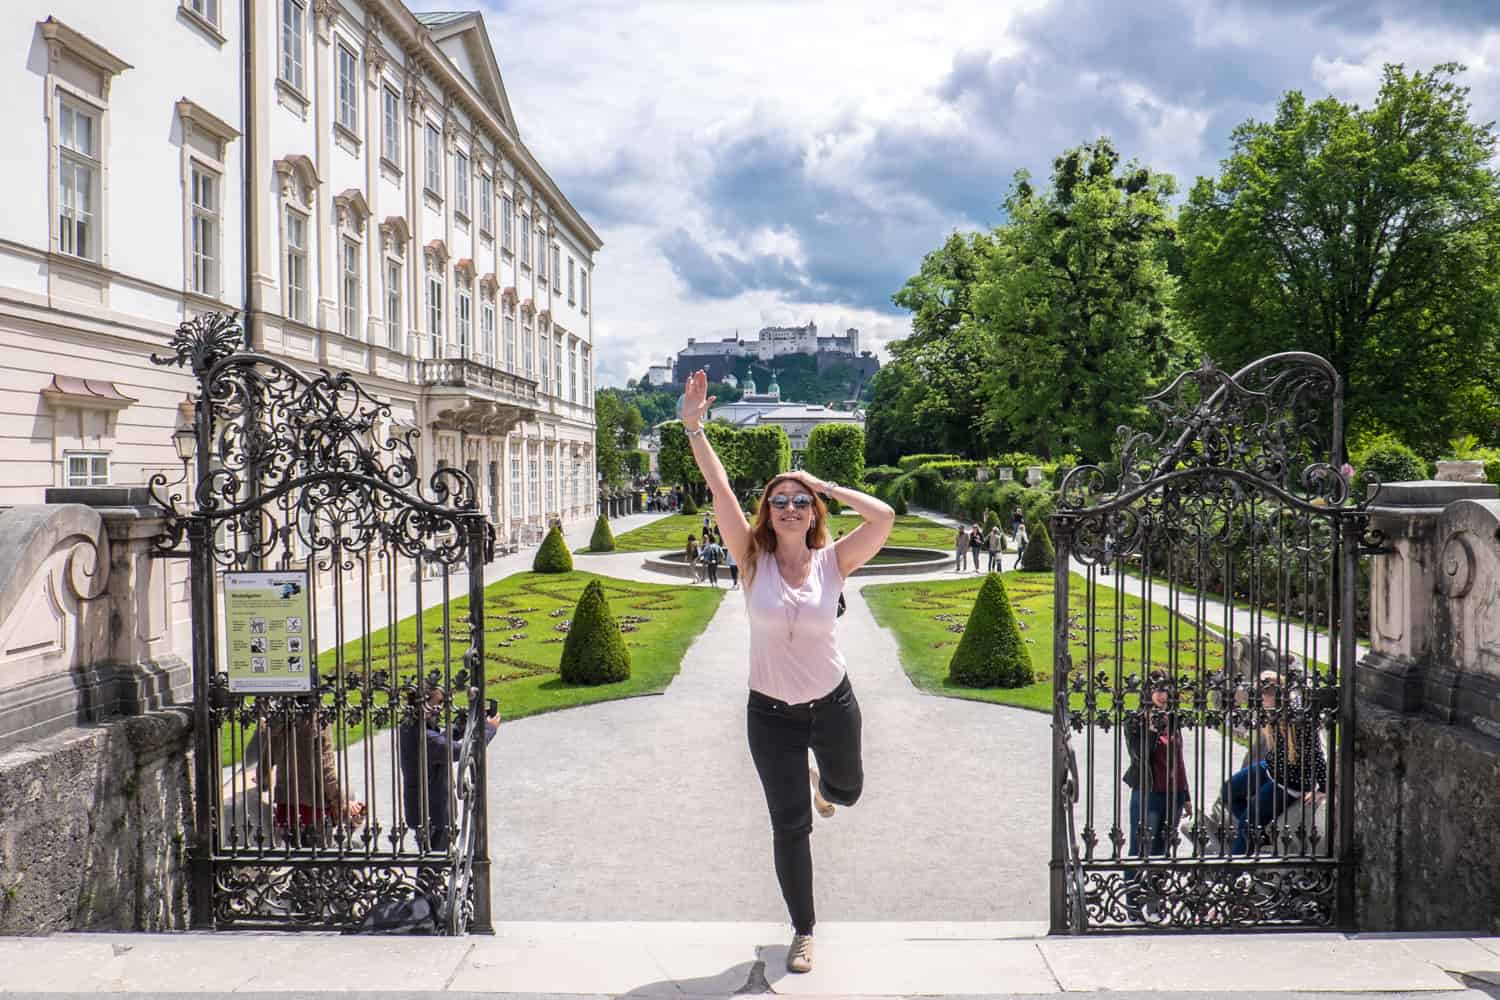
[947,574,1033,688]
[1021,518,1055,572]
[983,509,1000,534]
[898,453,960,472]
[1354,434,1428,500]
[588,515,615,552]
[920,459,987,480]
[863,465,903,486]
[892,491,908,515]
[682,493,699,515]
[804,424,866,487]
[1474,447,1500,490]
[826,497,843,515]
[741,491,759,516]
[533,525,574,573]
[558,579,631,685]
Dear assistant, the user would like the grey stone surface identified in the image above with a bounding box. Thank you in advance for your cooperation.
[488,549,1057,924]
[0,709,192,934]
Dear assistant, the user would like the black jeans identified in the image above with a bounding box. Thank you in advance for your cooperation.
[746,674,863,935]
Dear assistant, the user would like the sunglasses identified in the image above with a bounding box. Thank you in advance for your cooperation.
[768,494,814,510]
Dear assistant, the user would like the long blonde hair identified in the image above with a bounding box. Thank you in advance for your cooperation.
[740,475,830,589]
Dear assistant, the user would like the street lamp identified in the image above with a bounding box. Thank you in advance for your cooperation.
[172,399,198,464]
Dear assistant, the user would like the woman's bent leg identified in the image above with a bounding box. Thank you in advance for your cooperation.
[748,702,816,935]
[809,680,863,808]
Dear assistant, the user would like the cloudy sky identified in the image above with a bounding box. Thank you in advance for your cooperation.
[409,0,1500,387]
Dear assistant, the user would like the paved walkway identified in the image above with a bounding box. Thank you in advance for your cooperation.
[3,924,1496,996]
[488,549,1057,922]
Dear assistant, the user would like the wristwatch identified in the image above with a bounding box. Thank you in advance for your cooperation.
[685,426,706,439]
[821,481,839,496]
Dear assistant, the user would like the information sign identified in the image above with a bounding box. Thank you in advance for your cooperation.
[223,571,313,693]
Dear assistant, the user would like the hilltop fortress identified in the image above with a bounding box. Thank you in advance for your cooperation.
[669,321,877,386]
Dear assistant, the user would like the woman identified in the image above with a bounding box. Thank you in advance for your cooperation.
[1222,670,1327,854]
[686,533,701,584]
[680,369,894,974]
[986,523,1005,572]
[968,524,984,573]
[1123,671,1190,858]
[725,544,739,590]
[954,525,968,572]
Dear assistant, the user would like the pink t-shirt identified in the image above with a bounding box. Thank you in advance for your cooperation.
[745,544,847,704]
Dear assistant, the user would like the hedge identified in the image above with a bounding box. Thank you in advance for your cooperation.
[588,515,615,552]
[1020,518,1055,572]
[740,425,792,488]
[898,453,961,472]
[804,424,865,488]
[533,525,574,573]
[1353,434,1428,500]
[947,574,1033,688]
[558,579,631,685]
[682,493,699,515]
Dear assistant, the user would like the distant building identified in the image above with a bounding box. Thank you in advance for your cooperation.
[708,399,864,452]
[643,363,673,386]
[673,321,862,382]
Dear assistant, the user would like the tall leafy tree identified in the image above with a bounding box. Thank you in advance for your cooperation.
[881,232,995,459]
[1179,64,1500,454]
[973,139,1189,459]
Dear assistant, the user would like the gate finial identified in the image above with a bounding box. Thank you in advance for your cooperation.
[151,311,246,378]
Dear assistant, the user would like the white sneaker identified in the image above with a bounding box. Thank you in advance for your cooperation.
[810,767,834,818]
[786,932,814,973]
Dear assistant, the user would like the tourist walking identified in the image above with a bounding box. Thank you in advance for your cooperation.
[686,533,701,583]
[725,545,739,589]
[954,525,968,572]
[702,536,723,587]
[968,524,984,573]
[678,368,895,974]
[1012,519,1028,570]
[987,523,1005,572]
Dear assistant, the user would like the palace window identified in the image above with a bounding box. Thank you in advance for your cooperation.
[580,270,589,313]
[567,257,575,305]
[501,195,513,251]
[65,451,110,487]
[189,163,219,295]
[510,453,521,517]
[537,231,547,281]
[56,97,99,261]
[341,238,360,336]
[481,293,496,361]
[381,86,401,163]
[280,0,306,92]
[336,42,358,134]
[454,150,470,218]
[479,174,493,233]
[540,330,550,391]
[518,213,530,267]
[456,275,472,356]
[426,268,443,352]
[284,208,308,322]
[425,123,441,194]
[522,319,533,375]
[385,258,402,346]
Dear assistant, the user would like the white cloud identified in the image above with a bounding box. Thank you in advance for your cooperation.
[408,0,1500,386]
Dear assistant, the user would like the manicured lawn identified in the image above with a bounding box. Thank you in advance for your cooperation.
[864,571,1226,714]
[223,570,724,764]
[593,510,953,554]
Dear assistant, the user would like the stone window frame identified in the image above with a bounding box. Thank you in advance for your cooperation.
[273,155,319,324]
[39,18,131,269]
[177,100,238,303]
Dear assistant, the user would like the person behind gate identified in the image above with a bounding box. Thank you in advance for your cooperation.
[400,686,500,852]
[679,368,894,975]
[1123,670,1190,859]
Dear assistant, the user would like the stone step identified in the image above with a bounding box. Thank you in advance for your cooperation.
[0,923,1493,995]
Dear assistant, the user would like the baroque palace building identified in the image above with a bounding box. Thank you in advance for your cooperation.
[0,0,600,550]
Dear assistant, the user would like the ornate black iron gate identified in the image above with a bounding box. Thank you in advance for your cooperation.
[1049,353,1377,932]
[151,314,491,932]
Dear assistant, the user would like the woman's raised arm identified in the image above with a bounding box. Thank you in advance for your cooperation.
[680,370,752,564]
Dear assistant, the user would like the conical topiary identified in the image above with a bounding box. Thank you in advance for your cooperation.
[533,524,574,573]
[983,509,1000,534]
[892,490,908,516]
[1020,518,1055,572]
[682,492,699,515]
[558,579,631,685]
[588,514,615,552]
[947,574,1032,688]
[741,492,758,516]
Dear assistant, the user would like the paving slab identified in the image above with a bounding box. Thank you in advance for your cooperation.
[1037,934,1466,992]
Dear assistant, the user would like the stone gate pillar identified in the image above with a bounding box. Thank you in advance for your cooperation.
[1356,480,1500,932]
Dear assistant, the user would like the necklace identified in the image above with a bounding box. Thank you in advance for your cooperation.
[776,551,812,641]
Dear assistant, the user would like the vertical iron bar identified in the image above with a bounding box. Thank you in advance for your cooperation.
[187,517,217,928]
[468,515,493,933]
[1049,514,1073,933]
[1337,516,1358,926]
